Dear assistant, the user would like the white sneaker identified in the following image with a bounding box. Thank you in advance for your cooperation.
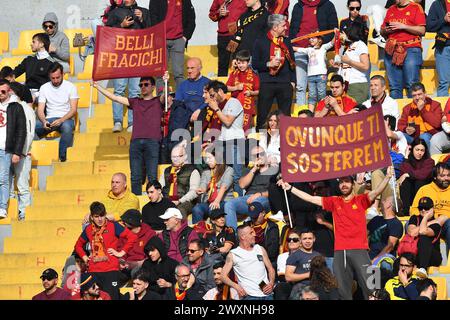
[0,208,7,219]
[127,125,133,133]
[370,35,386,49]
[112,122,123,133]
[416,268,428,279]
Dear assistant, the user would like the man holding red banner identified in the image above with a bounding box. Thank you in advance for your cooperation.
[278,166,394,300]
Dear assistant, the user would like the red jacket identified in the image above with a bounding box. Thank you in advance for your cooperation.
[209,0,247,36]
[398,97,443,137]
[119,223,156,262]
[74,221,137,273]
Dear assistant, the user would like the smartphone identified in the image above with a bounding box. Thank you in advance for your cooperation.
[407,122,415,127]
[259,280,267,290]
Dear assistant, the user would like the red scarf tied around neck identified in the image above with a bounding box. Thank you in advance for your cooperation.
[267,31,295,76]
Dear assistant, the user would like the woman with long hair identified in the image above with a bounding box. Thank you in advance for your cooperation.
[398,138,435,216]
[309,255,340,300]
[258,110,281,166]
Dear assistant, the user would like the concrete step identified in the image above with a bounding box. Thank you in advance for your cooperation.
[86,116,129,133]
[10,220,82,238]
[0,266,64,285]
[52,161,94,176]
[66,146,129,162]
[32,189,109,207]
[4,236,78,253]
[27,205,89,220]
[93,160,130,175]
[73,132,131,148]
[0,252,70,269]
[0,284,46,300]
[46,173,128,191]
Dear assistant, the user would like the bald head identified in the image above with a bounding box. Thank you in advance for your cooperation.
[111,173,127,196]
[186,57,202,80]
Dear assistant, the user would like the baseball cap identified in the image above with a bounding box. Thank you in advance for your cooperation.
[248,202,266,218]
[80,273,97,294]
[209,208,226,220]
[40,268,58,280]
[418,197,434,211]
[120,209,142,227]
[159,207,183,220]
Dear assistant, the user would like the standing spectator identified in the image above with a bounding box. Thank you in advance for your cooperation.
[106,0,151,133]
[340,0,370,44]
[163,264,204,300]
[93,73,169,195]
[278,167,395,300]
[252,14,296,129]
[309,255,340,300]
[398,138,435,216]
[415,278,438,300]
[381,0,426,99]
[203,261,240,300]
[0,79,26,219]
[363,75,400,123]
[158,207,199,262]
[258,111,281,166]
[42,12,70,73]
[397,82,443,148]
[183,239,216,295]
[204,80,245,196]
[226,0,269,55]
[74,201,138,300]
[209,0,247,76]
[426,0,450,97]
[149,0,196,90]
[265,0,290,18]
[35,62,78,162]
[226,49,260,132]
[13,33,54,94]
[289,0,338,107]
[122,271,162,300]
[76,273,112,300]
[221,224,276,300]
[142,180,176,232]
[430,98,450,155]
[315,74,358,117]
[384,253,420,300]
[32,268,71,300]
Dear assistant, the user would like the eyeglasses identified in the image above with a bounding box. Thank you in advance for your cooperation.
[139,83,151,88]
[43,24,55,29]
[400,264,413,268]
[287,237,300,243]
[251,151,266,158]
[187,249,200,254]
[349,6,361,11]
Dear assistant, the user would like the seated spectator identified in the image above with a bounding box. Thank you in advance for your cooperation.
[363,75,399,122]
[163,264,204,300]
[0,66,33,104]
[397,82,443,148]
[13,33,54,94]
[42,12,70,73]
[299,286,320,300]
[407,196,443,273]
[142,180,176,232]
[121,271,162,300]
[203,261,239,300]
[223,145,279,230]
[141,236,178,296]
[315,74,358,117]
[398,138,435,216]
[258,110,281,166]
[384,253,420,300]
[415,278,438,300]
[32,268,71,300]
[158,207,199,262]
[430,98,450,155]
[276,229,302,282]
[159,141,200,218]
[75,273,112,301]
[35,62,78,162]
[192,149,234,223]
[183,239,216,296]
[309,255,340,300]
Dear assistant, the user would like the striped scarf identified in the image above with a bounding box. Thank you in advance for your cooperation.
[207,169,219,203]
[175,283,187,300]
[267,31,295,76]
[168,166,181,201]
[91,222,108,262]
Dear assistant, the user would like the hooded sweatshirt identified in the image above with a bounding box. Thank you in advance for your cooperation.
[119,223,156,262]
[141,236,179,295]
[43,12,70,71]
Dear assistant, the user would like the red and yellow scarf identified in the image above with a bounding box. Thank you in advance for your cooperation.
[267,31,295,76]
[175,283,187,300]
[215,285,231,300]
[91,222,108,262]
[235,68,257,131]
[207,169,219,203]
[168,166,181,201]
[408,100,434,135]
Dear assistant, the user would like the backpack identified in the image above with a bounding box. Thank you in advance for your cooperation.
[397,216,442,256]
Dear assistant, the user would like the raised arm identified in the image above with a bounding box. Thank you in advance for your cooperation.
[278,180,323,207]
[92,81,130,107]
[368,166,394,202]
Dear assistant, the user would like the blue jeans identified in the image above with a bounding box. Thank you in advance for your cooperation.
[0,150,12,210]
[242,294,274,301]
[35,118,74,160]
[308,74,327,106]
[384,47,423,99]
[435,46,450,97]
[192,201,226,224]
[294,52,308,105]
[113,77,139,126]
[129,139,160,195]
[403,132,432,150]
[325,257,334,273]
[224,195,270,230]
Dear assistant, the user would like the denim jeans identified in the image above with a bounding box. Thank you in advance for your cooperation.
[0,150,12,210]
[113,77,139,126]
[384,47,423,99]
[192,201,226,224]
[129,139,160,195]
[308,74,327,106]
[242,294,274,300]
[216,140,245,197]
[294,52,308,106]
[435,46,450,97]
[9,155,32,215]
[35,118,74,160]
[224,195,270,230]
[403,132,432,150]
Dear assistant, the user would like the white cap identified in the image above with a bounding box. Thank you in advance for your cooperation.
[159,207,183,220]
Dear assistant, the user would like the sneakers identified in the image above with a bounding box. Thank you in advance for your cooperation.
[0,208,7,219]
[18,211,25,221]
[416,268,428,279]
[127,125,133,133]
[370,35,386,48]
[112,122,123,133]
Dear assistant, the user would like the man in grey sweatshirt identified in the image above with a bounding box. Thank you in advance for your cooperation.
[42,12,70,73]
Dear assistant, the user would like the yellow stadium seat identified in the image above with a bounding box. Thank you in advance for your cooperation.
[75,82,98,108]
[368,43,379,65]
[0,32,9,54]
[430,277,447,300]
[64,29,93,54]
[138,195,149,210]
[30,140,59,166]
[395,98,410,114]
[422,45,435,68]
[30,168,38,190]
[0,56,26,83]
[434,97,448,108]
[420,69,438,94]
[157,164,171,180]
[77,55,93,80]
[69,55,75,76]
[11,29,42,56]
[424,32,437,40]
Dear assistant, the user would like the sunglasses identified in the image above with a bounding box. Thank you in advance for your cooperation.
[139,83,151,88]
[43,24,55,29]
[251,151,266,158]
[41,277,55,281]
[187,249,200,254]
[349,6,361,11]
[287,237,300,243]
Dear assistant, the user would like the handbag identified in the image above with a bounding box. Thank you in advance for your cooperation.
[73,33,86,47]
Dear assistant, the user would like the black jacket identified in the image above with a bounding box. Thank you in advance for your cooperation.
[233,6,269,54]
[13,55,54,90]
[106,3,151,29]
[148,0,196,44]
[163,281,204,300]
[289,0,338,44]
[426,0,450,47]
[4,102,27,156]
[263,220,281,271]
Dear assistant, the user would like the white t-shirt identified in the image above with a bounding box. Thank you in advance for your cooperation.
[296,41,334,76]
[38,80,79,119]
[203,287,240,300]
[218,97,245,141]
[0,98,9,151]
[259,132,281,165]
[363,95,400,126]
[276,252,289,275]
[230,244,269,297]
[339,41,369,84]
[391,131,408,158]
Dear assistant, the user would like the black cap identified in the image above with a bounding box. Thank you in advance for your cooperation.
[40,268,58,280]
[248,202,266,218]
[120,209,142,227]
[418,197,434,211]
[209,208,226,220]
[80,273,97,293]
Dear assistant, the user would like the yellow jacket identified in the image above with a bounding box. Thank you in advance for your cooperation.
[410,182,450,218]
[103,189,140,221]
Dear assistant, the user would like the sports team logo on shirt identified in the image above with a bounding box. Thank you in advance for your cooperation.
[0,110,6,128]
[352,204,358,210]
